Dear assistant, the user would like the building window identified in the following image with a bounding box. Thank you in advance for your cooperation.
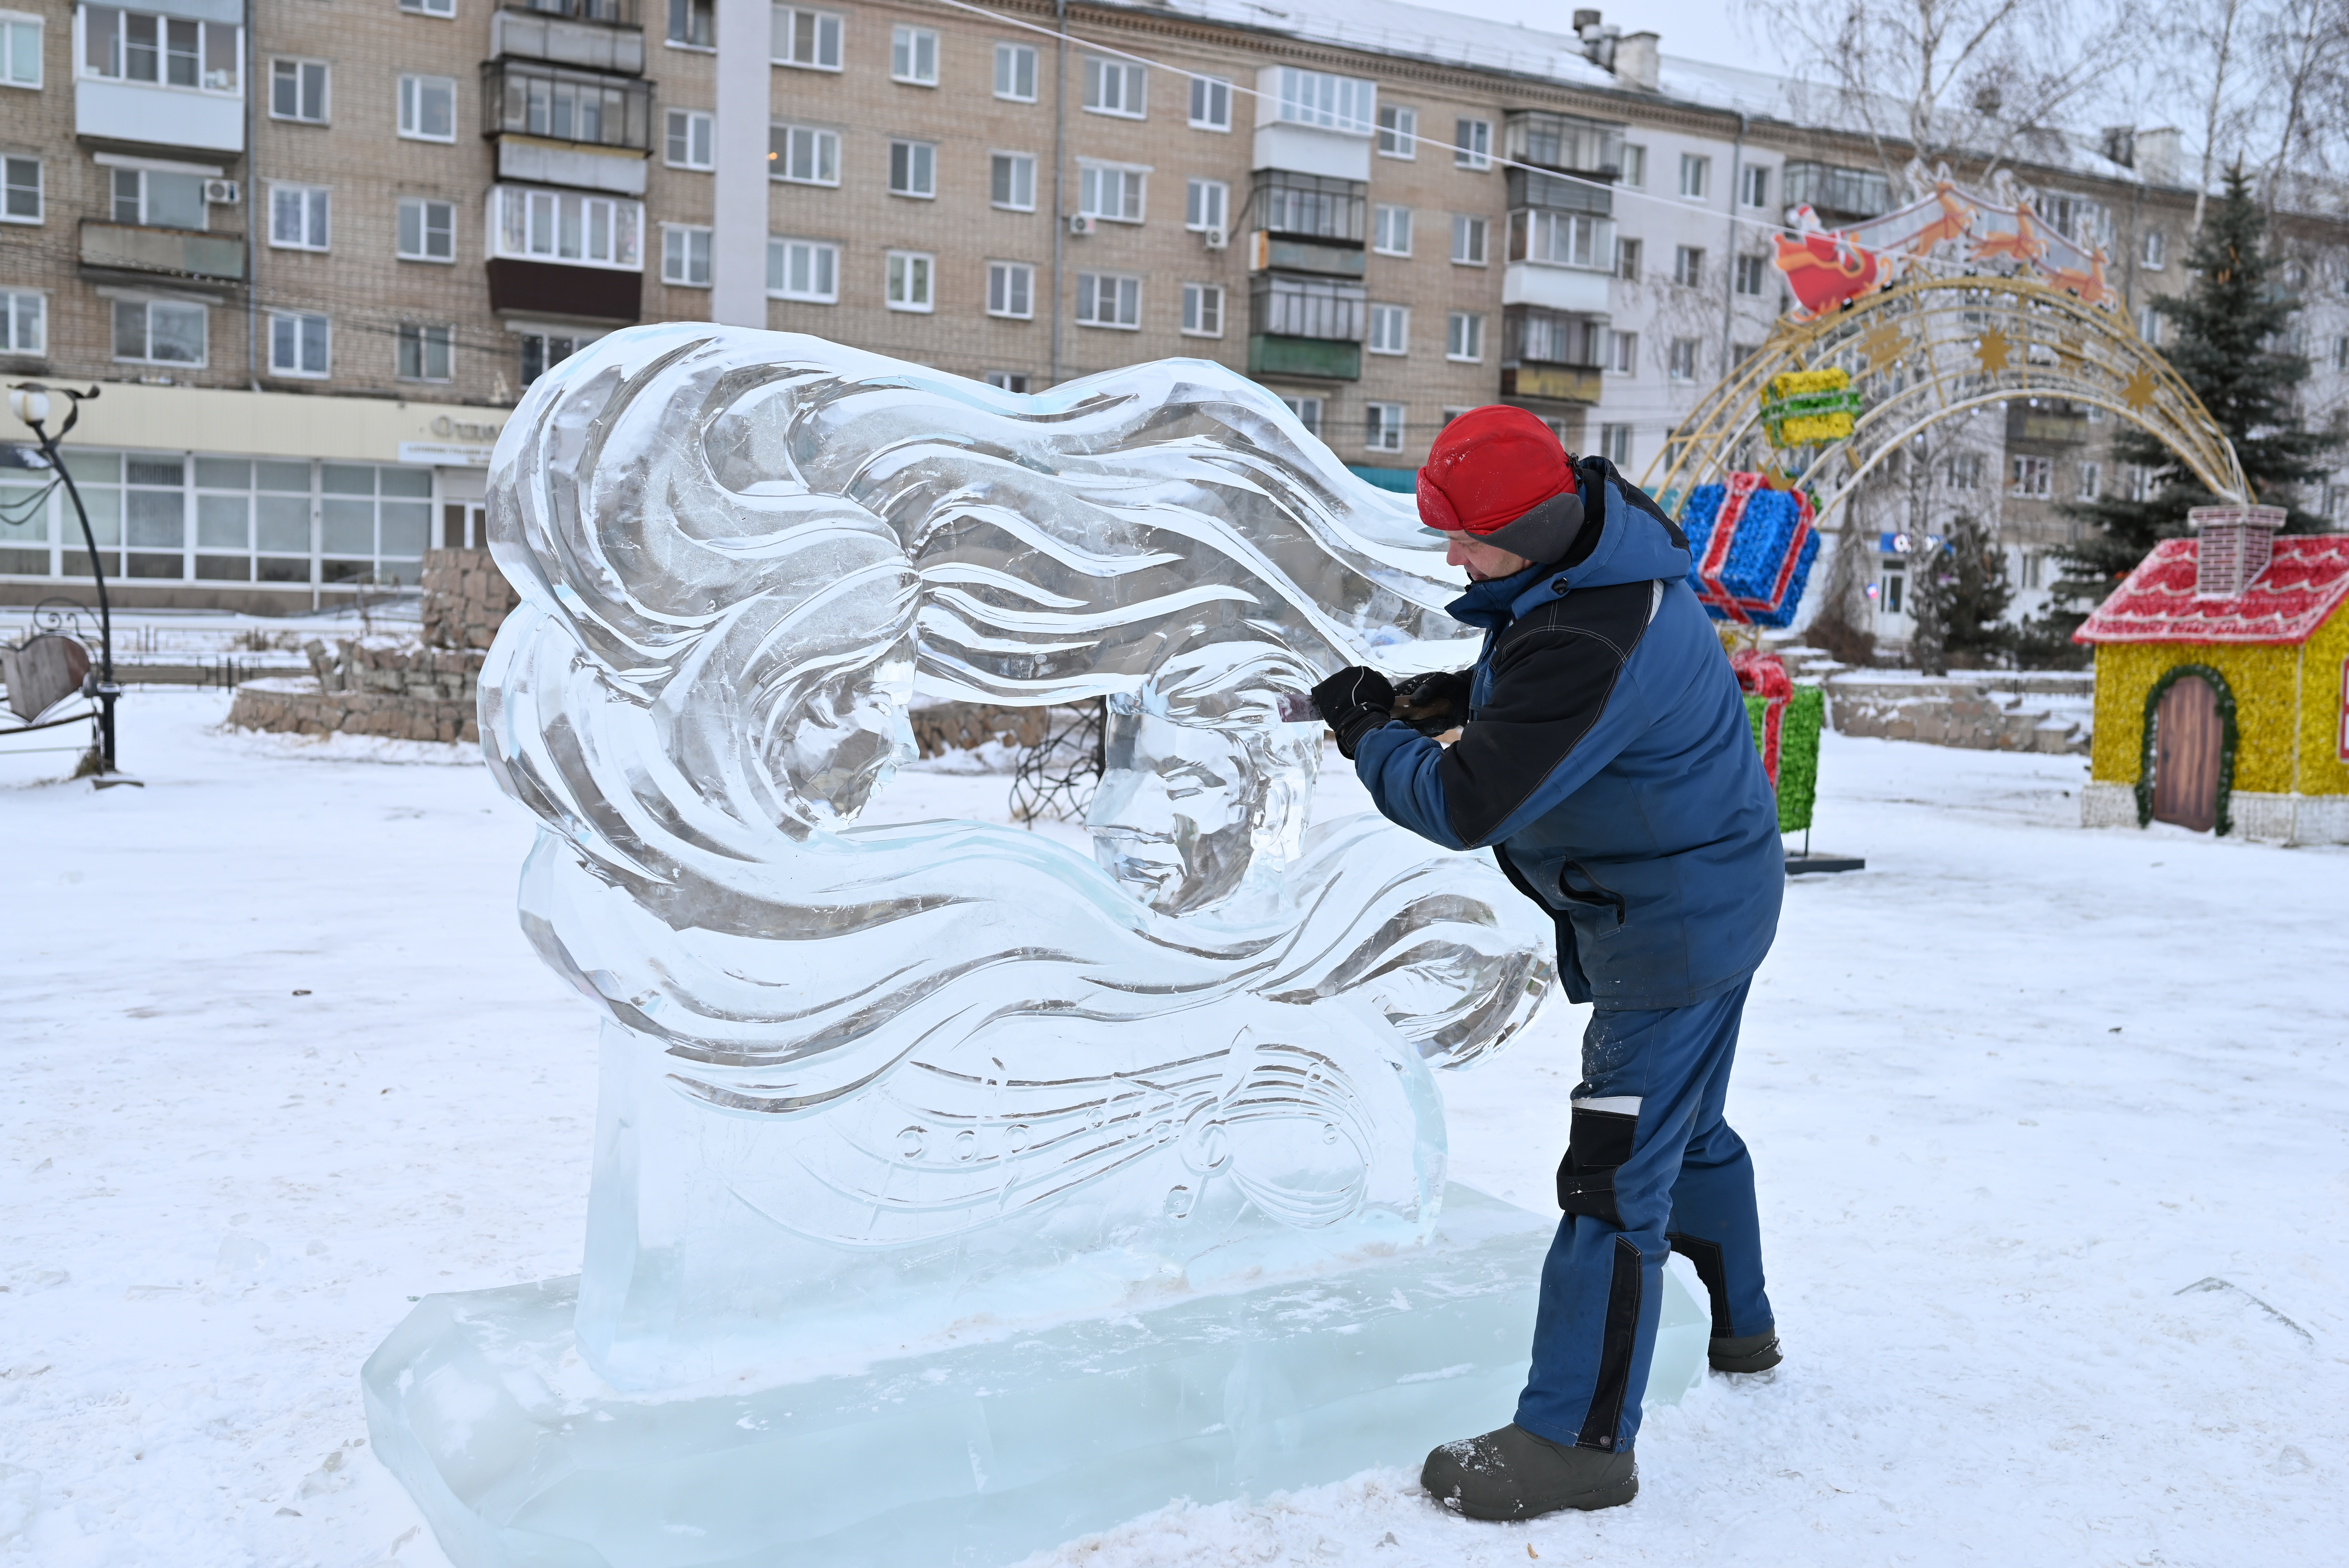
[1453,118,1491,170]
[1373,203,1411,256]
[666,0,713,48]
[401,0,456,15]
[1451,214,1487,265]
[1083,57,1145,118]
[994,42,1036,101]
[666,108,714,169]
[1944,452,1983,489]
[270,58,328,122]
[2140,230,2165,269]
[987,260,1033,319]
[1256,170,1364,240]
[1182,282,1223,337]
[80,9,240,93]
[1741,164,1769,207]
[1668,337,1698,381]
[1,289,44,353]
[1078,163,1146,223]
[1608,330,1638,375]
[397,74,456,141]
[2,155,38,224]
[1510,210,1614,269]
[1879,566,1905,615]
[2011,455,2052,497]
[1281,395,1322,436]
[269,184,330,251]
[1367,303,1408,355]
[2077,461,2102,501]
[397,323,453,382]
[1734,253,1767,295]
[889,139,936,198]
[1679,153,1709,199]
[771,124,839,185]
[661,224,712,286]
[986,371,1030,393]
[396,197,454,261]
[1620,144,1646,188]
[992,152,1036,211]
[1185,178,1227,233]
[2137,305,2162,345]
[886,250,933,312]
[1254,272,1365,339]
[890,25,937,85]
[1446,311,1483,362]
[1616,237,1642,281]
[1600,423,1631,466]
[767,237,838,301]
[267,311,330,378]
[1376,103,1416,159]
[1364,403,1404,453]
[1273,66,1373,134]
[3,12,41,87]
[518,329,598,386]
[1674,245,1704,287]
[492,186,642,269]
[771,6,843,70]
[1075,272,1141,328]
[1189,73,1231,130]
[111,167,206,229]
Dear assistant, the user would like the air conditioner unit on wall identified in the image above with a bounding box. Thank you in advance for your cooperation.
[1067,213,1095,237]
[203,179,240,205]
[1202,225,1227,251]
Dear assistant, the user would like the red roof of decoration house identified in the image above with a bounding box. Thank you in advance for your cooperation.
[2073,536,2349,644]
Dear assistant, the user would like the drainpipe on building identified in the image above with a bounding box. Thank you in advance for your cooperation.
[1719,112,1745,386]
[1050,0,1068,389]
[245,0,258,392]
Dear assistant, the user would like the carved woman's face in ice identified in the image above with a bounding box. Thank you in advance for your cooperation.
[778,634,917,823]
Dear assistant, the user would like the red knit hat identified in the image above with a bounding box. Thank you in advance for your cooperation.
[1417,406,1586,563]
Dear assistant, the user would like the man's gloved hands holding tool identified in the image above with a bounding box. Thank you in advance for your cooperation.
[1389,670,1472,737]
[1309,666,1395,759]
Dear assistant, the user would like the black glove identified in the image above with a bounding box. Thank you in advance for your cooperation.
[1311,666,1395,759]
[1390,670,1473,736]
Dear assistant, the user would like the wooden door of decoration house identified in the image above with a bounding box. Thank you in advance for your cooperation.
[2152,674,2222,831]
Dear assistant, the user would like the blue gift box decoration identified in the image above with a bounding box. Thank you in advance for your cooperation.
[1681,474,1821,628]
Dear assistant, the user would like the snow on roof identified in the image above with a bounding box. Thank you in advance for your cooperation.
[2074,536,2349,645]
[1142,0,1619,89]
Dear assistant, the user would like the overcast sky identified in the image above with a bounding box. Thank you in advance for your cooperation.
[1424,0,1800,78]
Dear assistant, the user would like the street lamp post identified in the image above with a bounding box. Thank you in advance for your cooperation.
[8,382,124,778]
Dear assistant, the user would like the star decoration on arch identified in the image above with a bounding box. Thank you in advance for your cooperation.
[2122,367,2159,410]
[1858,322,1909,369]
[1975,328,2012,373]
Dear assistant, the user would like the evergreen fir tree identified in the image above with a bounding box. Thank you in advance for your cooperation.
[1910,515,2014,674]
[2023,165,2339,659]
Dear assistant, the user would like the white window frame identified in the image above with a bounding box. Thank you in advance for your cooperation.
[1281,395,1322,436]
[2010,455,2053,498]
[2137,305,2162,345]
[984,371,1030,394]
[268,183,330,251]
[1451,213,1487,266]
[886,249,934,312]
[2,154,39,225]
[767,235,839,302]
[889,139,937,199]
[2141,230,2165,270]
[1740,164,1769,207]
[1600,422,1631,466]
[1181,281,1223,338]
[994,41,1036,102]
[665,107,715,170]
[1668,337,1698,381]
[665,0,712,49]
[2077,461,2102,502]
[1364,403,1405,453]
[1377,103,1416,159]
[991,151,1036,212]
[490,185,644,270]
[1734,253,1766,296]
[1373,203,1411,257]
[772,123,839,186]
[0,287,45,354]
[891,25,937,86]
[77,9,242,96]
[1454,118,1491,170]
[771,5,844,71]
[1184,177,1226,233]
[661,223,713,287]
[1608,330,1638,375]
[107,165,210,231]
[1075,271,1141,329]
[110,296,207,365]
[1446,311,1483,363]
[269,56,328,123]
[986,259,1034,320]
[1679,152,1710,200]
[399,0,456,15]
[1673,244,1704,288]
[397,73,456,143]
[267,309,330,380]
[1082,55,1145,118]
[1367,303,1408,356]
[1620,144,1646,188]
[1077,160,1147,223]
[396,196,455,262]
[396,321,453,383]
[1188,73,1230,131]
[1273,66,1374,135]
[3,12,44,89]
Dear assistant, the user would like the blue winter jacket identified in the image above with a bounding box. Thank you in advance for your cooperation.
[1355,457,1784,1010]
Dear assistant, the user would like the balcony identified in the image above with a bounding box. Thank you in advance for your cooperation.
[492,1,646,75]
[77,78,245,155]
[1503,110,1624,180]
[486,257,640,321]
[2007,401,2092,445]
[1248,336,1360,381]
[1501,365,1602,404]
[483,61,654,194]
[1246,233,1365,278]
[79,220,245,285]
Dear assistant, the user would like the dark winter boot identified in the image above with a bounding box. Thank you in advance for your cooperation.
[1420,1424,1638,1520]
[1709,1330,1782,1373]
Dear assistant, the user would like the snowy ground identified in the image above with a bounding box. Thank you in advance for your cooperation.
[4,692,2345,1568]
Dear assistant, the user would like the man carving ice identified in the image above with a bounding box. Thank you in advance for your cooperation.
[1309,406,1787,1520]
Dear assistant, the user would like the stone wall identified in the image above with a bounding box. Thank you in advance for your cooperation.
[419,550,519,651]
[1821,672,2094,754]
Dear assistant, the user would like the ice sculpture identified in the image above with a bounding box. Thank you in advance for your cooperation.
[364,327,1710,1568]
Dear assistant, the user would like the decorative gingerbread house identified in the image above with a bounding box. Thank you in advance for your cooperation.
[2075,506,2349,844]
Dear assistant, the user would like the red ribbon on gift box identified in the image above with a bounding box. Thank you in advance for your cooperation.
[1730,649,1793,785]
[1695,475,1817,624]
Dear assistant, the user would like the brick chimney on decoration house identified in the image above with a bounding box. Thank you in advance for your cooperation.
[2189,504,2288,597]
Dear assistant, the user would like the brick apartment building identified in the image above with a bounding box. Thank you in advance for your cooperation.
[2,0,2344,626]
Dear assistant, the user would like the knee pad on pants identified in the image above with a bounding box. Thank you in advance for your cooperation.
[1556,1098,1640,1225]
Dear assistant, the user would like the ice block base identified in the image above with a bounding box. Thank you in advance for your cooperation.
[362,1188,1706,1568]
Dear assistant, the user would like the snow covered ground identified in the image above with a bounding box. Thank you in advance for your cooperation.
[4,691,2345,1568]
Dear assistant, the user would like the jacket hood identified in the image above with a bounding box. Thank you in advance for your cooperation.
[1443,459,1691,629]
